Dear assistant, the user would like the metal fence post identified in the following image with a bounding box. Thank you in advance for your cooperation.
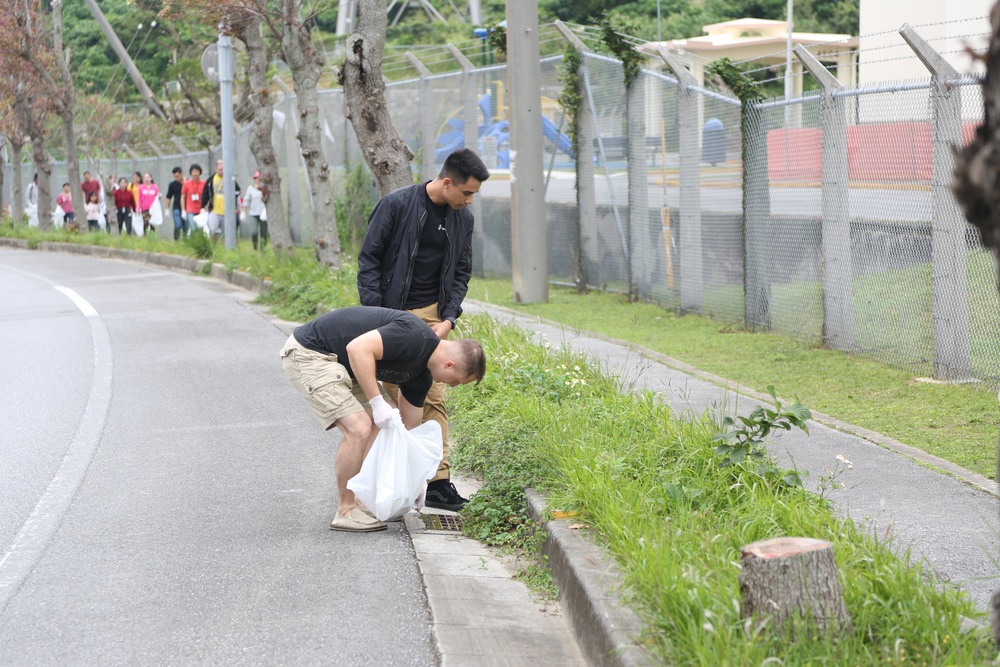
[406,52,437,182]
[627,71,648,299]
[743,101,772,331]
[658,47,703,314]
[900,24,971,380]
[795,45,854,350]
[447,43,485,276]
[554,21,597,289]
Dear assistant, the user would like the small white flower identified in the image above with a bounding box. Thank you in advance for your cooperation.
[702,621,715,633]
[835,454,854,469]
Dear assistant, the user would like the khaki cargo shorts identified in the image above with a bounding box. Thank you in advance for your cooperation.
[280,335,369,430]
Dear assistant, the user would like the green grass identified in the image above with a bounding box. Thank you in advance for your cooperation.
[647,249,1000,382]
[451,314,991,665]
[5,222,996,479]
[0,221,362,323]
[466,279,1000,480]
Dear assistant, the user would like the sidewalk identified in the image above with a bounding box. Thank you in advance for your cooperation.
[466,301,1000,613]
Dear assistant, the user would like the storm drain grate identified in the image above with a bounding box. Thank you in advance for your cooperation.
[419,513,464,532]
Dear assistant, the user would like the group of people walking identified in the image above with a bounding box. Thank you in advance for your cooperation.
[25,160,269,250]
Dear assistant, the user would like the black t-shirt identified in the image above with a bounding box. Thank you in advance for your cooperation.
[166,180,184,210]
[292,306,439,407]
[404,184,449,309]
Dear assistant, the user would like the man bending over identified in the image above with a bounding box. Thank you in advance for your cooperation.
[280,306,486,533]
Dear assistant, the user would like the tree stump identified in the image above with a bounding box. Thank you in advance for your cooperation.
[738,537,852,636]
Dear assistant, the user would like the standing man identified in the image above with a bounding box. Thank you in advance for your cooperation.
[25,173,38,227]
[165,167,186,240]
[181,164,204,234]
[81,171,101,205]
[357,148,490,511]
[201,159,240,244]
[280,306,486,532]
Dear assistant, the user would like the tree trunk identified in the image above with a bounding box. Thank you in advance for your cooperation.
[15,92,51,230]
[339,0,414,196]
[739,537,852,636]
[11,141,24,223]
[237,13,294,255]
[0,140,6,220]
[952,1,1000,647]
[52,0,84,229]
[280,0,341,268]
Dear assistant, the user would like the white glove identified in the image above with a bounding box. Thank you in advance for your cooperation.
[368,395,399,430]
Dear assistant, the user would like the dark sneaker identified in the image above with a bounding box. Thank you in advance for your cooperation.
[424,480,468,512]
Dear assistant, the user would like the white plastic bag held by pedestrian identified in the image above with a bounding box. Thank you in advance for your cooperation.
[148,200,163,228]
[193,211,210,232]
[347,416,443,521]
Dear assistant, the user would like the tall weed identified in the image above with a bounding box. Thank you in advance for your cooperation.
[450,313,992,665]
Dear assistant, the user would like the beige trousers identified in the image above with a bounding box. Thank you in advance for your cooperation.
[382,303,451,483]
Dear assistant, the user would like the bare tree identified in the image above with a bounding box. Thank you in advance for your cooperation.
[14,84,52,229]
[231,8,294,254]
[12,0,85,228]
[338,0,414,196]
[278,0,341,267]
[7,133,26,223]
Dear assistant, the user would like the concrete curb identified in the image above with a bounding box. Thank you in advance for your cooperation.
[472,300,998,497]
[0,239,272,296]
[527,490,654,667]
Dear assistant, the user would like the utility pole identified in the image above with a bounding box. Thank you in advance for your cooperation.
[83,0,167,120]
[219,31,237,250]
[506,0,547,303]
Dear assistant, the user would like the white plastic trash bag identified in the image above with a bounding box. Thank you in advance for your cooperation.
[25,205,38,228]
[193,211,210,232]
[132,211,144,237]
[148,200,163,228]
[347,416,443,522]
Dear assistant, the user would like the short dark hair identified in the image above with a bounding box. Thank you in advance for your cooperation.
[63,182,70,187]
[440,148,490,185]
[190,164,202,175]
[172,166,183,175]
[452,339,486,385]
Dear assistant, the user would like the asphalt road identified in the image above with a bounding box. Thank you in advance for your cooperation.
[0,249,435,665]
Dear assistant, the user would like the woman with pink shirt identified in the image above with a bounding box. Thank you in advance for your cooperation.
[137,172,160,236]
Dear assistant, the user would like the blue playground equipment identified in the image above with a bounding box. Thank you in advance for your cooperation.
[434,92,572,167]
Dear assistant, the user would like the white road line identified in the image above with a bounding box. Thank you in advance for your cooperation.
[53,286,98,317]
[0,280,113,614]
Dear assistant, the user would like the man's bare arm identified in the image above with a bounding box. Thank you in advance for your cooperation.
[397,392,423,429]
[345,330,384,400]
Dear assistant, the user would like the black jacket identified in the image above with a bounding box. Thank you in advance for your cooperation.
[357,183,474,322]
[201,175,241,213]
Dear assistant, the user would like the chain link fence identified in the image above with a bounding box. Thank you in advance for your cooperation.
[4,27,999,386]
